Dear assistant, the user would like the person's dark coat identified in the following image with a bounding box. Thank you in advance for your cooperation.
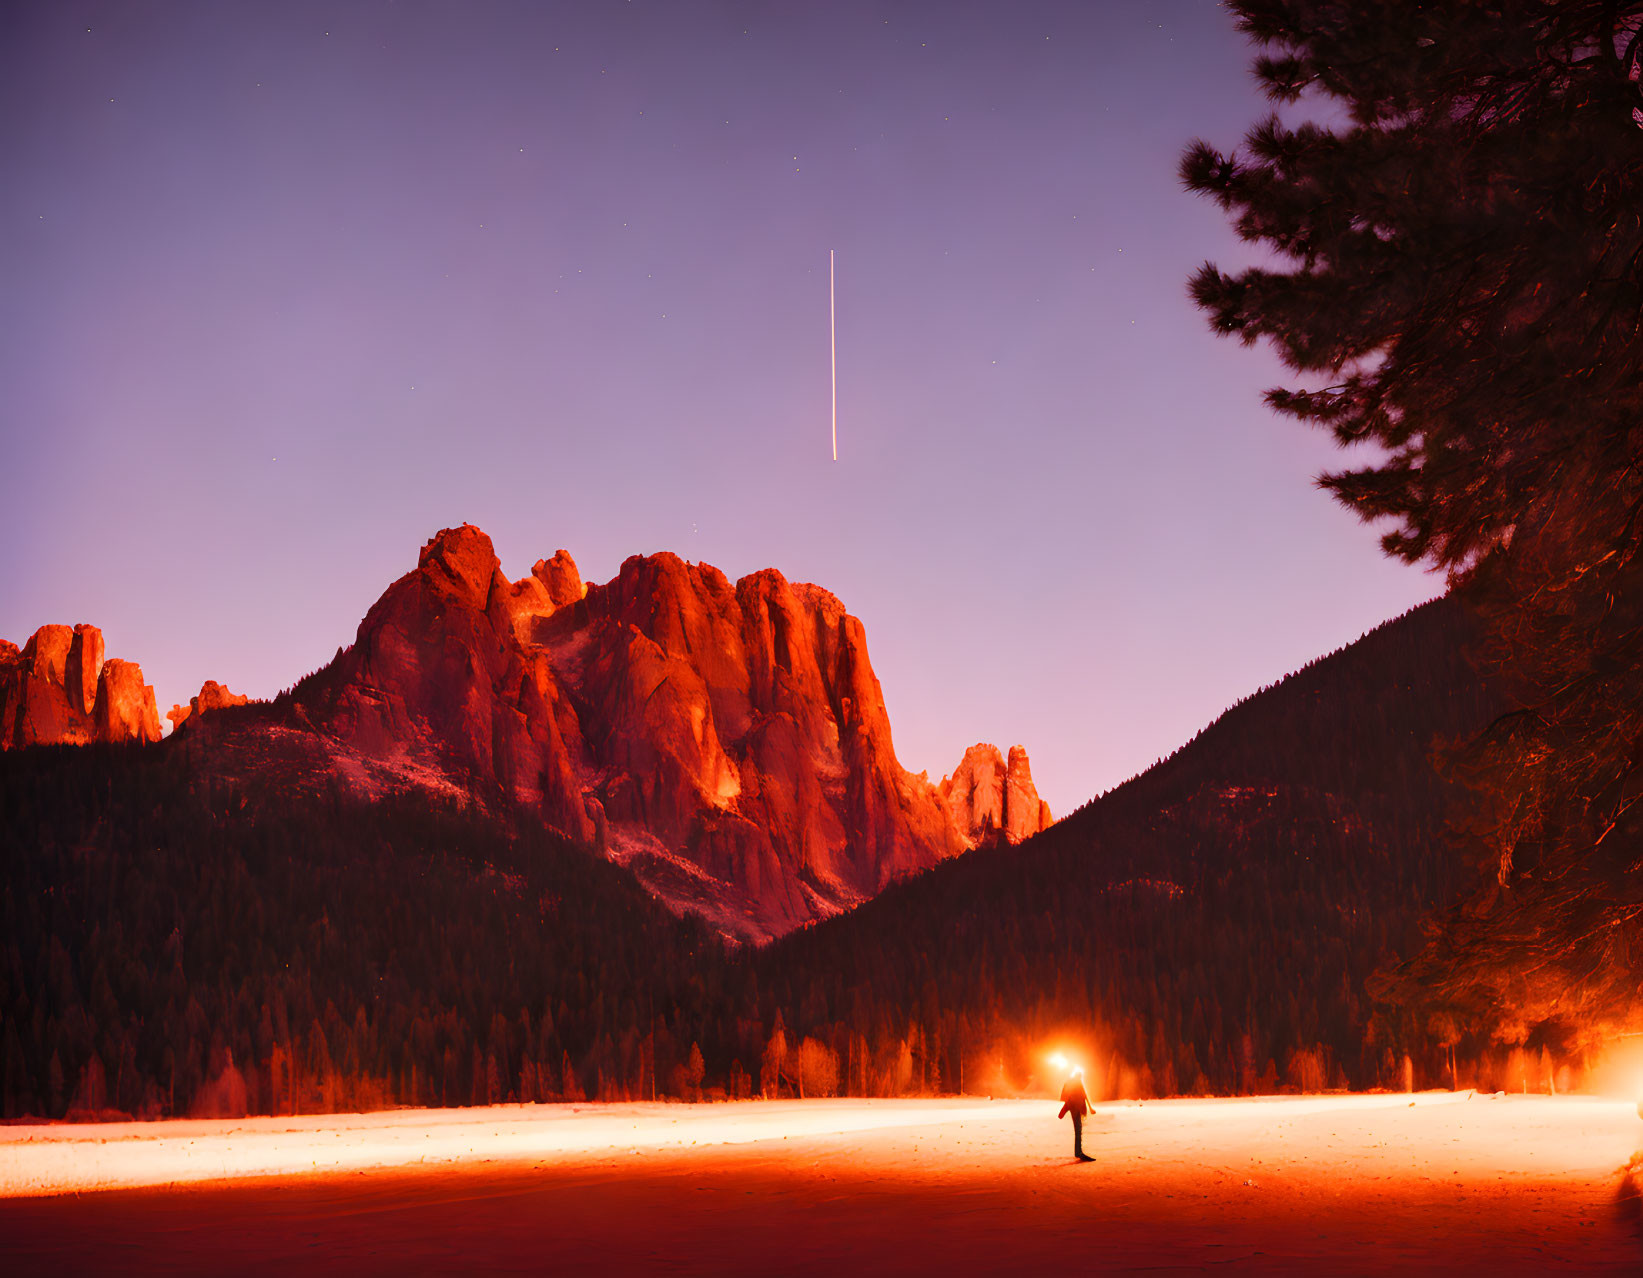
[1058,1077,1089,1119]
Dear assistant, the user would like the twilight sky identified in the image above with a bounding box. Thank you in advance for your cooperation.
[0,0,1438,814]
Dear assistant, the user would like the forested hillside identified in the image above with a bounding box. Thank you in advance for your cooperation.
[0,743,739,1119]
[2,596,1514,1118]
[751,596,1505,1097]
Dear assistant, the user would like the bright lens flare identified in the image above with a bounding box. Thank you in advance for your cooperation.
[1048,1052,1068,1071]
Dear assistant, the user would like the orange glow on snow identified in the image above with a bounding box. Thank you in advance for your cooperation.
[0,1099,1009,1198]
[1,1092,1636,1208]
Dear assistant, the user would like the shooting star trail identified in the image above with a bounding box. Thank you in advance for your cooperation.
[830,249,837,462]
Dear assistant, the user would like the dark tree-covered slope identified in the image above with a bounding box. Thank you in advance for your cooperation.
[1,595,1512,1118]
[0,742,737,1119]
[752,596,1501,1096]
[1184,0,1643,1054]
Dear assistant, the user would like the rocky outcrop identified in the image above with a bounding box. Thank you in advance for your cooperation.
[938,742,1054,847]
[310,524,964,940]
[94,660,162,744]
[325,525,596,846]
[168,680,251,732]
[1006,744,1054,840]
[0,625,160,748]
[939,744,1007,845]
[1,532,1054,941]
[66,625,104,716]
[2,627,90,747]
[533,550,585,607]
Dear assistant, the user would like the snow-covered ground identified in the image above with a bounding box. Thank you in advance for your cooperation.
[4,1092,1641,1273]
[0,1097,1013,1196]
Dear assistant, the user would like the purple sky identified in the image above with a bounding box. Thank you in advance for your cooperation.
[1,1,1438,814]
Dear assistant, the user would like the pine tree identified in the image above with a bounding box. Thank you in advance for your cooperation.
[1183,2,1643,1044]
[761,1012,787,1099]
[683,1042,705,1102]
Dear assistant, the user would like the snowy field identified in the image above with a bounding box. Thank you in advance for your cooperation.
[3,1092,1641,1273]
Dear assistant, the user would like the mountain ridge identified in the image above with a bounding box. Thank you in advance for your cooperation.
[8,524,1053,944]
[753,594,1501,1094]
[2,582,1517,1120]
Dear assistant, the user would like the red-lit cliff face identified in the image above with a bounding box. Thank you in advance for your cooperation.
[0,625,161,748]
[0,528,1051,938]
[166,681,251,733]
[314,525,965,940]
[938,743,1054,847]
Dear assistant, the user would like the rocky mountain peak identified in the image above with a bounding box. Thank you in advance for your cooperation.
[303,526,972,940]
[532,550,585,607]
[939,742,1054,848]
[168,680,251,733]
[416,523,503,610]
[6,524,1055,943]
[95,660,162,743]
[67,625,104,716]
[0,625,160,748]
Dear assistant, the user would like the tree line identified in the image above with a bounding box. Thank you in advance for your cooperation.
[3,593,1538,1121]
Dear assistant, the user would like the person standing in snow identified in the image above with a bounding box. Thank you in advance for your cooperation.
[1058,1066,1094,1162]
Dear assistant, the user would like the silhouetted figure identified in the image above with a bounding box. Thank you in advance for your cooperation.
[1059,1067,1094,1161]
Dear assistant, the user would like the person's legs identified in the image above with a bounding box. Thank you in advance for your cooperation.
[1072,1111,1083,1158]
